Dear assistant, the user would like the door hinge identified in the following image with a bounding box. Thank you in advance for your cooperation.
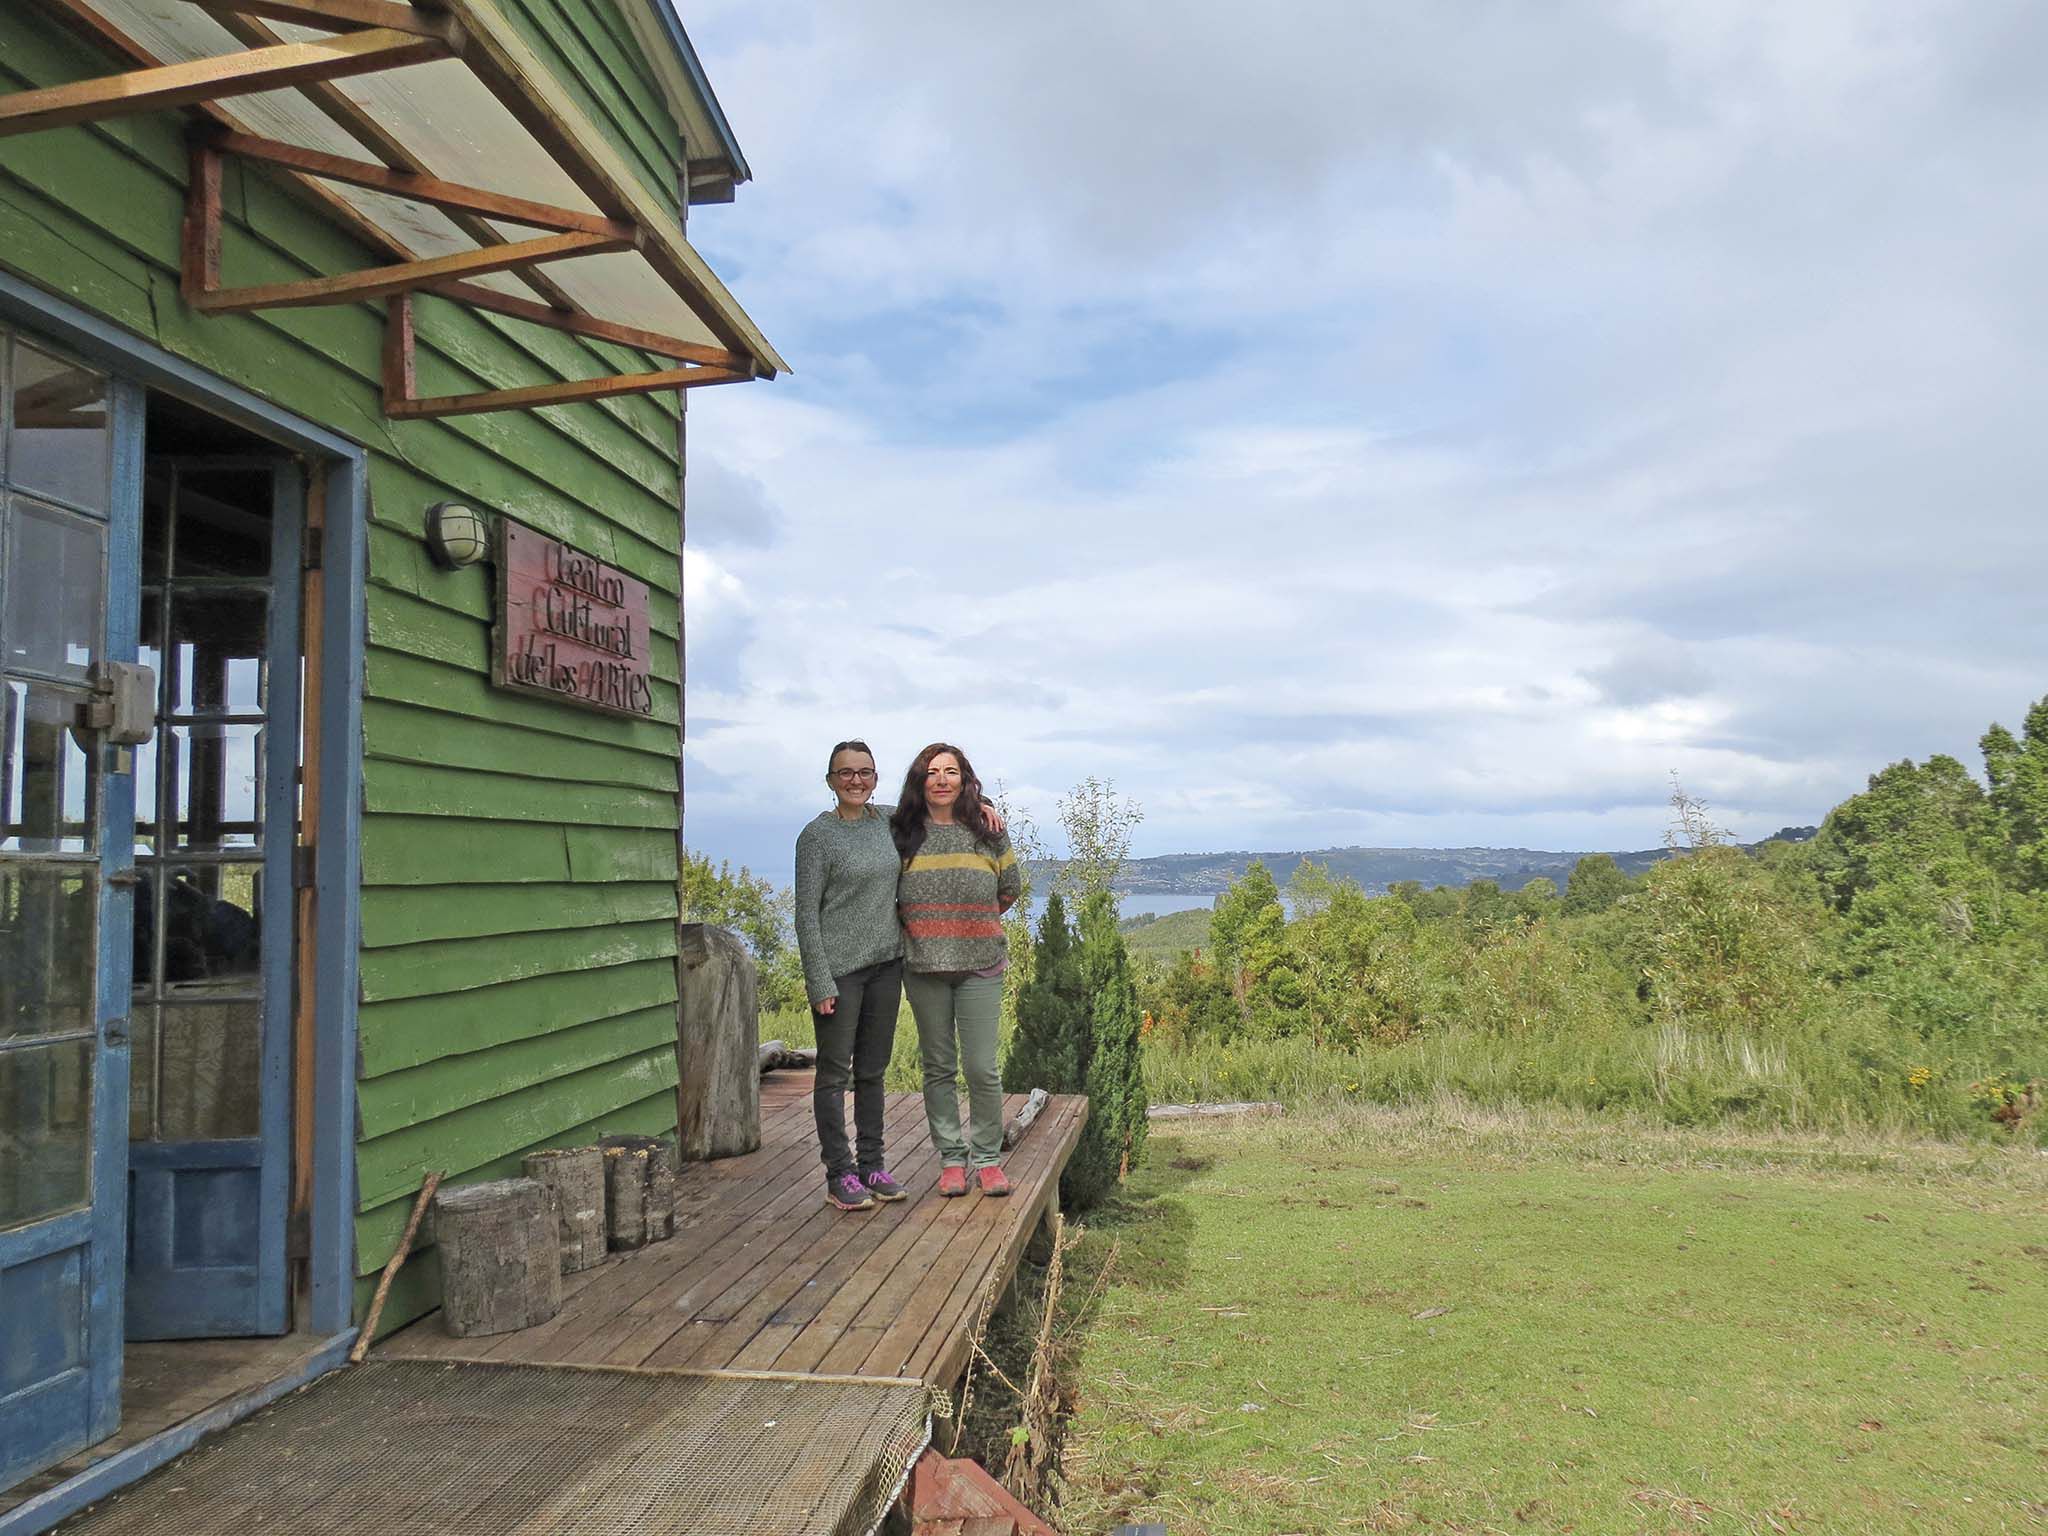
[293,844,317,889]
[303,539,323,572]
[286,1208,311,1260]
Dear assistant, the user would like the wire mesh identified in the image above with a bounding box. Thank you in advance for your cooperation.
[57,1361,938,1536]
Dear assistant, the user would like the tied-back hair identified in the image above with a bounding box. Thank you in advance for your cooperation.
[826,738,874,775]
[890,742,1000,861]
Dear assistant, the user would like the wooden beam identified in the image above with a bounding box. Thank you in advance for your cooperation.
[387,364,749,419]
[429,280,755,369]
[31,0,439,273]
[0,28,450,137]
[198,7,587,318]
[438,0,776,372]
[382,291,417,404]
[178,0,452,39]
[180,138,224,306]
[193,228,629,312]
[211,131,631,237]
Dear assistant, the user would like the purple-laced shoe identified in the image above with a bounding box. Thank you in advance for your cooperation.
[861,1166,906,1202]
[826,1171,873,1211]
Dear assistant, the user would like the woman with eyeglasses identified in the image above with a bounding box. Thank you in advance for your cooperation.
[892,742,1022,1199]
[794,740,909,1211]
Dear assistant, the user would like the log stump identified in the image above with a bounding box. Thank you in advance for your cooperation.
[676,922,761,1160]
[598,1133,676,1250]
[433,1177,561,1337]
[522,1146,607,1274]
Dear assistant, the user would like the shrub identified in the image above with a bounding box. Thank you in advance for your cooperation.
[1068,892,1148,1207]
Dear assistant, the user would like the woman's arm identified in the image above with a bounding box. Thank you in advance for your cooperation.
[994,833,1023,914]
[791,826,837,1009]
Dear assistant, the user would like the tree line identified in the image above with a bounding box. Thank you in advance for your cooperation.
[1136,697,2048,1137]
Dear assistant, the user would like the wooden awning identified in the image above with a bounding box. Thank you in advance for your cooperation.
[2,0,787,417]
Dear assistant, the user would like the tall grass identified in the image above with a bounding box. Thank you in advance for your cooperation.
[1140,1013,2019,1140]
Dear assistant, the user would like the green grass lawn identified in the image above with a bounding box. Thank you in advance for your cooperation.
[1058,1104,2048,1536]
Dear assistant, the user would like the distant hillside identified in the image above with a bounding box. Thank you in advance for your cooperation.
[1119,906,1213,957]
[1038,828,1817,904]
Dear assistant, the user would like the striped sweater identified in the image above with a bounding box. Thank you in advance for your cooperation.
[897,822,1022,973]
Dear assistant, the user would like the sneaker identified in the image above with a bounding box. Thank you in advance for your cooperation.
[937,1165,969,1198]
[861,1167,906,1202]
[975,1166,1011,1198]
[827,1172,873,1211]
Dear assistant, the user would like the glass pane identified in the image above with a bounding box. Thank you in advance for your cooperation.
[3,499,103,683]
[0,865,96,1041]
[3,679,95,853]
[156,1002,259,1139]
[149,863,261,988]
[0,1039,93,1228]
[129,1004,156,1140]
[167,590,265,715]
[170,724,263,851]
[174,469,272,579]
[10,344,110,515]
[138,587,163,695]
[132,723,159,856]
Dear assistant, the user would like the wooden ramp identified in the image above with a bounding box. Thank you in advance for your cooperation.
[52,1360,933,1536]
[386,1076,1087,1387]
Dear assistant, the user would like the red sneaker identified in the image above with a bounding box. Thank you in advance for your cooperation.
[937,1165,969,1198]
[975,1166,1011,1198]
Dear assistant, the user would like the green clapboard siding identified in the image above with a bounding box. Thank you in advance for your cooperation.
[359,918,678,1003]
[357,957,678,1078]
[361,880,677,949]
[356,1003,676,1140]
[0,5,710,1329]
[354,1085,678,1335]
[356,1044,679,1214]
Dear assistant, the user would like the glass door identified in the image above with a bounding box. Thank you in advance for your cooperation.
[0,332,135,1487]
[125,456,298,1340]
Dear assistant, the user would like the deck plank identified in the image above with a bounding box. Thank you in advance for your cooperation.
[856,1099,1075,1380]
[379,1080,1086,1391]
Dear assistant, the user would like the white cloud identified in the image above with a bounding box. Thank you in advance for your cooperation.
[677,0,2048,875]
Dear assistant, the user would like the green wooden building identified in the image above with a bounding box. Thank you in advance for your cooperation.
[0,0,783,1518]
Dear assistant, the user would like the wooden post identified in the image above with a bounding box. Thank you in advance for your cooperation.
[432,1177,561,1337]
[597,1134,676,1250]
[675,922,761,1160]
[521,1146,606,1274]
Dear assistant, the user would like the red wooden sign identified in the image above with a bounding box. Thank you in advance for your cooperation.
[492,520,655,718]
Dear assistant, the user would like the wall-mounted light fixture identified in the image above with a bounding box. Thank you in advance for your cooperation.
[425,501,490,569]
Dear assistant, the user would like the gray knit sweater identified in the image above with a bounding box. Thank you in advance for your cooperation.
[793,807,905,1006]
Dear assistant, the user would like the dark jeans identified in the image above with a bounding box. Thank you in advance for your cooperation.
[813,957,904,1177]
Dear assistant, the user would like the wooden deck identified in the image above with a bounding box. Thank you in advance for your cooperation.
[385,1074,1087,1387]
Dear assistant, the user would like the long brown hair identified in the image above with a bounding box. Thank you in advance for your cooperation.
[890,742,1000,860]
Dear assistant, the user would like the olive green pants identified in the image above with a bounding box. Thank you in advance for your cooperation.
[903,970,1005,1169]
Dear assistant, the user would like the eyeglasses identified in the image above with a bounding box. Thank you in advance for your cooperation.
[832,768,877,782]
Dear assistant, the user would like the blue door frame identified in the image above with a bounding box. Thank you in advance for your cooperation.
[0,274,364,1368]
[0,369,140,1486]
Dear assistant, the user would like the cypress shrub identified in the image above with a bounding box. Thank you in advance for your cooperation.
[1067,891,1149,1208]
[1004,892,1087,1093]
[1001,890,1152,1209]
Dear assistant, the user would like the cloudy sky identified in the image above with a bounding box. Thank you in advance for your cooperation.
[673,0,2048,880]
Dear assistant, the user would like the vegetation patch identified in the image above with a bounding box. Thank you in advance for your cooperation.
[1060,1105,2048,1536]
